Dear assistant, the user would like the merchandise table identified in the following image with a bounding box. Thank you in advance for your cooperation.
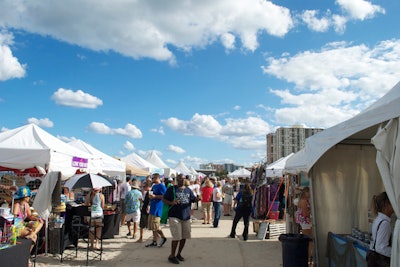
[0,238,32,267]
[326,232,368,267]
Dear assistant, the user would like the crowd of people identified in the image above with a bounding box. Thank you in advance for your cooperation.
[112,173,253,264]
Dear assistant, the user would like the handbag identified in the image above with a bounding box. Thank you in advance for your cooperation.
[367,220,390,267]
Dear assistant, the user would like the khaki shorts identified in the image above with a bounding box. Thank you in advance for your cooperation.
[223,194,233,205]
[148,214,161,231]
[202,202,211,213]
[169,217,191,241]
[121,199,126,213]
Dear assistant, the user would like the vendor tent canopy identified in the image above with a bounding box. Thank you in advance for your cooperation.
[284,81,400,266]
[266,153,293,177]
[145,150,169,168]
[0,124,102,179]
[174,160,192,175]
[122,152,163,175]
[145,150,176,176]
[68,139,126,180]
[125,162,150,177]
[228,168,251,178]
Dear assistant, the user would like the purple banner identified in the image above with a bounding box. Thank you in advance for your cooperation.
[72,156,88,168]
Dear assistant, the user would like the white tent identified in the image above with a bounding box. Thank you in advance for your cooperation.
[266,153,294,177]
[68,139,126,180]
[0,124,102,179]
[174,160,192,175]
[122,152,163,175]
[228,168,251,178]
[145,150,169,168]
[284,81,400,266]
[145,150,176,177]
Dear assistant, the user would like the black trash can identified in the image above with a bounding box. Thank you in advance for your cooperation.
[279,233,310,267]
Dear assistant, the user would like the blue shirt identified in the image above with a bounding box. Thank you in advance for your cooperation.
[149,183,166,217]
[124,188,143,214]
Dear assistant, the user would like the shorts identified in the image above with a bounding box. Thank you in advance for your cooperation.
[121,199,126,213]
[148,214,161,231]
[125,210,141,223]
[202,202,211,213]
[139,213,148,229]
[300,223,312,230]
[223,195,233,205]
[169,217,191,241]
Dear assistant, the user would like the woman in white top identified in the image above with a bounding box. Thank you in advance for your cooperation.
[367,191,394,267]
[212,181,223,228]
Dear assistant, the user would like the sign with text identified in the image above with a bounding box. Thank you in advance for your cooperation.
[72,156,88,168]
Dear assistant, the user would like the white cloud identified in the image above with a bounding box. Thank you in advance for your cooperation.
[163,113,271,152]
[123,141,135,151]
[0,1,293,62]
[0,31,26,81]
[221,117,271,136]
[233,105,241,111]
[262,39,400,128]
[167,145,185,154]
[332,14,347,33]
[150,126,165,135]
[51,88,103,108]
[162,113,222,137]
[88,122,142,138]
[336,0,385,20]
[27,117,54,128]
[301,10,330,32]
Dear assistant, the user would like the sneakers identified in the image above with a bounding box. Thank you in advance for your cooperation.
[145,241,157,247]
[158,237,167,247]
[176,254,185,261]
[168,256,180,264]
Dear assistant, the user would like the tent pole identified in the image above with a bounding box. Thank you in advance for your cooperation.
[309,170,319,267]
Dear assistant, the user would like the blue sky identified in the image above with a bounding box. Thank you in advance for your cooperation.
[0,0,399,169]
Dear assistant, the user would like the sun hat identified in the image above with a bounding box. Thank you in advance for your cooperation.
[131,180,140,189]
[13,186,31,200]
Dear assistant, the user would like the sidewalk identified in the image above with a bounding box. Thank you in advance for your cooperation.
[36,209,283,267]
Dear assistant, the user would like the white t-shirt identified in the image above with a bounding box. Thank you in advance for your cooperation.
[120,182,131,200]
[212,187,222,202]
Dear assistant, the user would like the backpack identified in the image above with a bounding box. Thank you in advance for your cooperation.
[240,193,253,208]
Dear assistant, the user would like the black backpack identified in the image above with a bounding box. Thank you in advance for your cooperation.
[240,193,253,208]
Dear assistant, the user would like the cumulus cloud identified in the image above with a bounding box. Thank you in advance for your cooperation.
[150,126,165,135]
[336,0,385,20]
[0,31,26,81]
[301,10,330,32]
[51,88,103,108]
[88,122,142,138]
[27,117,54,128]
[163,113,272,151]
[262,39,400,128]
[0,0,293,63]
[167,145,185,154]
[162,113,222,137]
[124,141,135,151]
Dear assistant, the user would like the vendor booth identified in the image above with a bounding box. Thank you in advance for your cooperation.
[284,81,400,266]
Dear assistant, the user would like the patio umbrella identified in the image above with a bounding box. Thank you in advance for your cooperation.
[65,173,112,190]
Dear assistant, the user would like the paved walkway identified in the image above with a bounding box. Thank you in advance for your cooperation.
[36,209,283,267]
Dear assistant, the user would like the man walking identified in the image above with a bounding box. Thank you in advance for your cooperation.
[124,178,143,239]
[145,173,167,248]
[163,174,198,264]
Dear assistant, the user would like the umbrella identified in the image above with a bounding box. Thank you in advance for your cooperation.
[65,173,112,190]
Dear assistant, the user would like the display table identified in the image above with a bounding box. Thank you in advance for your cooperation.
[0,238,32,267]
[326,232,368,267]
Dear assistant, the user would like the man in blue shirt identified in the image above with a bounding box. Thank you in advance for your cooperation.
[163,174,198,264]
[145,173,167,248]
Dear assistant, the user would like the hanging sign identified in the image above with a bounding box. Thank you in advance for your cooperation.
[72,156,88,168]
